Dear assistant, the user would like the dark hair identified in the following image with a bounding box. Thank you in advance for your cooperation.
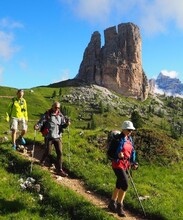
[17,89,24,92]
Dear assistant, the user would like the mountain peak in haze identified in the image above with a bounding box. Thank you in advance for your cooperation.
[155,72,183,96]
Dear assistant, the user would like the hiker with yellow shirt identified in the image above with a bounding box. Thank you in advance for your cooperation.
[6,89,28,150]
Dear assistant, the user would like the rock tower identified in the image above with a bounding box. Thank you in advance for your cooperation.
[76,23,149,100]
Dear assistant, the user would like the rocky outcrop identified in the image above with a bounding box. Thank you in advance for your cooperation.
[76,23,149,100]
[149,79,156,95]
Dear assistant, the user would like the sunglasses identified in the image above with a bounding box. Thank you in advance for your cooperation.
[55,106,60,109]
[127,129,133,132]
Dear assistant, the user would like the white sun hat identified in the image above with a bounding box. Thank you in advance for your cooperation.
[122,121,135,130]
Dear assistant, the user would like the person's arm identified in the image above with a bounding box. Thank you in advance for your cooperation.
[59,115,70,133]
[5,98,14,122]
[130,140,138,169]
[62,116,70,128]
[130,148,136,163]
[34,112,47,130]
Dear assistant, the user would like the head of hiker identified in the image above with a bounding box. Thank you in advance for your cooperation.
[17,89,24,99]
[121,120,135,135]
[52,102,60,113]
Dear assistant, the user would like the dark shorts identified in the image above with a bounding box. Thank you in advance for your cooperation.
[113,168,128,191]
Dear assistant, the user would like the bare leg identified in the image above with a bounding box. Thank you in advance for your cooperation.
[108,187,119,212]
[117,189,126,217]
[111,187,119,201]
[117,189,126,204]
[11,129,16,145]
[20,129,26,137]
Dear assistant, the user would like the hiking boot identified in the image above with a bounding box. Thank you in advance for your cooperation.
[57,169,68,177]
[117,203,126,217]
[108,200,117,213]
[12,144,17,150]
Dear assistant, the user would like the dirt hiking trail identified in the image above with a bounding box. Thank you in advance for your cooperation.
[19,143,148,220]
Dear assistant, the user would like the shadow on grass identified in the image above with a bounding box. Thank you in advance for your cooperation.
[32,113,43,117]
[0,198,27,215]
[0,146,31,175]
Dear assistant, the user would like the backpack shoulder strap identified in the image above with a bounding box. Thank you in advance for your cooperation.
[116,133,125,153]
[129,136,136,162]
[45,109,52,119]
[129,136,134,148]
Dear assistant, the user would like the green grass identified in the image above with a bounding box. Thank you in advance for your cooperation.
[0,144,116,220]
[60,128,183,219]
[128,164,183,219]
[0,84,183,219]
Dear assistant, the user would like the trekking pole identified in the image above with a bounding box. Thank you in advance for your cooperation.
[126,168,146,217]
[67,126,71,167]
[30,130,36,173]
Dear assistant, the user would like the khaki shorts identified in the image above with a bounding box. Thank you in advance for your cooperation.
[10,118,28,131]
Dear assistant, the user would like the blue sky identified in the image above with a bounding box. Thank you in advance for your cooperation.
[0,0,183,89]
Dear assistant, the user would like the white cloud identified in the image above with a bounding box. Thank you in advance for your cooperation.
[138,0,183,35]
[73,0,112,24]
[0,31,20,60]
[62,0,183,35]
[156,0,183,29]
[160,70,178,78]
[175,94,183,98]
[0,18,23,60]
[0,17,24,29]
[62,0,137,25]
[154,84,164,95]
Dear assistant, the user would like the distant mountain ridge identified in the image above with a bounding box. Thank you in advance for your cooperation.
[149,72,183,96]
[156,72,183,95]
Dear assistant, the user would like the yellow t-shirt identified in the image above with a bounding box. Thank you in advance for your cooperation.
[6,97,28,122]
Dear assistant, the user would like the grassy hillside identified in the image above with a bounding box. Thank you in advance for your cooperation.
[0,84,183,219]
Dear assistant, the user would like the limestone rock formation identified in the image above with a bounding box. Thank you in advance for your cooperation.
[76,23,149,100]
[149,78,156,95]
